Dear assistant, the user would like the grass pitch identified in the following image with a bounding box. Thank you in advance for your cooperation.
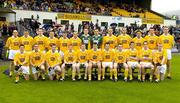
[0,54,180,103]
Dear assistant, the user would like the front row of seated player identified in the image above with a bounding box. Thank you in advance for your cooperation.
[13,42,167,83]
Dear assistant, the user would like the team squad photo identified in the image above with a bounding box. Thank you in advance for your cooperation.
[5,27,174,83]
[0,0,180,103]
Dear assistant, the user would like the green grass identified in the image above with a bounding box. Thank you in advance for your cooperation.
[0,54,180,103]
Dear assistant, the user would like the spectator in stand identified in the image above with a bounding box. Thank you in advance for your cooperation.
[0,32,4,59]
[2,22,8,36]
[65,22,69,31]
[3,0,113,16]
[70,23,74,32]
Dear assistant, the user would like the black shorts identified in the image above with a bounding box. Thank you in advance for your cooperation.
[117,63,124,69]
[156,63,162,66]
[15,65,21,71]
[80,64,86,68]
[65,64,73,68]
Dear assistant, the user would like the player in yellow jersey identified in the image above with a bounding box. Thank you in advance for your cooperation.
[77,44,89,80]
[102,28,117,49]
[14,44,30,83]
[5,30,21,77]
[158,26,174,79]
[34,28,48,51]
[144,27,159,51]
[117,27,132,49]
[58,32,70,52]
[132,30,145,53]
[127,42,141,81]
[114,44,129,82]
[45,44,62,81]
[61,44,77,81]
[88,43,102,81]
[46,30,59,51]
[70,32,82,51]
[139,41,154,82]
[102,43,114,81]
[154,44,167,82]
[30,44,46,80]
[20,30,34,52]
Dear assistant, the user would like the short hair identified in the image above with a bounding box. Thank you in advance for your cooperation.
[69,44,73,46]
[51,44,56,47]
[73,31,78,35]
[163,26,169,29]
[105,42,110,45]
[38,28,43,30]
[118,43,123,46]
[143,41,148,45]
[13,30,18,33]
[130,41,134,45]
[24,29,29,32]
[33,43,38,47]
[158,43,163,46]
[94,29,99,31]
[81,43,85,46]
[108,28,113,30]
[135,30,142,34]
[149,27,154,30]
[122,27,127,30]
[63,31,68,34]
[117,44,123,48]
[93,43,97,45]
[19,44,24,47]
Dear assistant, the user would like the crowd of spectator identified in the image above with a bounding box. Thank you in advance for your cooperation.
[118,3,145,13]
[0,0,148,16]
[0,0,112,16]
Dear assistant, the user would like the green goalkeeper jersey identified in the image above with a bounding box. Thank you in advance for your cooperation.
[91,34,102,48]
[80,34,91,49]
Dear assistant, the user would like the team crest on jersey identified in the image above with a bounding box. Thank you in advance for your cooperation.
[109,40,113,44]
[105,55,110,59]
[20,58,25,62]
[68,57,73,61]
[14,42,19,46]
[62,43,67,46]
[131,55,136,57]
[50,43,55,47]
[122,40,127,43]
[159,56,163,60]
[73,42,78,46]
[80,56,85,59]
[50,57,55,61]
[35,56,41,60]
[93,55,97,59]
[164,39,169,43]
[118,56,123,60]
[136,43,141,46]
[150,40,154,44]
[38,41,44,45]
[24,41,29,45]
[144,55,149,57]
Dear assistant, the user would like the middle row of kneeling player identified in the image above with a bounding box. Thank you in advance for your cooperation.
[14,41,167,83]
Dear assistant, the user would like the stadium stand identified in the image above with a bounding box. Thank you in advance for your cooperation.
[0,0,165,18]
